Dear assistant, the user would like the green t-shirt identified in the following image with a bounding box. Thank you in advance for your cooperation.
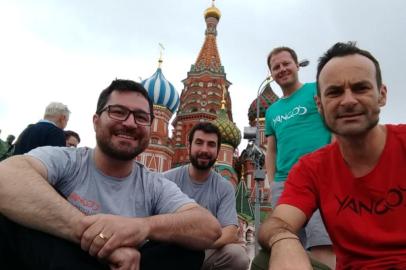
[265,82,331,182]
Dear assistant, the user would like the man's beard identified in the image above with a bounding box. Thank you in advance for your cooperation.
[189,153,216,170]
[96,128,148,161]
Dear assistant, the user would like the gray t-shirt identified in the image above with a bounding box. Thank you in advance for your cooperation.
[27,146,194,216]
[163,165,238,227]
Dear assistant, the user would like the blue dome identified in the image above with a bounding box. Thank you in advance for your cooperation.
[141,68,180,113]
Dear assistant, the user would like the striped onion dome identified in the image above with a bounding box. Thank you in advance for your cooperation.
[141,68,180,113]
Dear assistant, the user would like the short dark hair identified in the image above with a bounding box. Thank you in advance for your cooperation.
[96,79,154,122]
[266,46,299,71]
[188,122,222,151]
[316,41,382,96]
[64,130,81,143]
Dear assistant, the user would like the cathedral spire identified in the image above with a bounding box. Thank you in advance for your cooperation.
[158,43,164,68]
[193,1,222,74]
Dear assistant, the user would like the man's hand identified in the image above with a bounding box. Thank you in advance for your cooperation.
[107,247,140,270]
[210,225,240,249]
[80,214,150,258]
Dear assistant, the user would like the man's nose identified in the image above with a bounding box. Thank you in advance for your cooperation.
[199,144,211,153]
[340,89,358,106]
[122,112,138,127]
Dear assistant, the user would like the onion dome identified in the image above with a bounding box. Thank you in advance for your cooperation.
[204,1,221,20]
[213,104,241,149]
[248,83,279,125]
[141,67,180,113]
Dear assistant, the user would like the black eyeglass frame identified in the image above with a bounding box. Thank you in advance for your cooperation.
[98,105,154,126]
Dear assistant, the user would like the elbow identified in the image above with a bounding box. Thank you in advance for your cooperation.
[199,214,221,248]
[258,224,270,249]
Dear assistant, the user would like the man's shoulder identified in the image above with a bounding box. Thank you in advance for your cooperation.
[303,82,316,89]
[210,170,234,190]
[32,122,63,135]
[295,82,316,96]
[18,123,38,135]
[28,145,90,159]
[162,165,186,179]
[164,164,186,173]
[387,124,406,147]
[387,124,406,134]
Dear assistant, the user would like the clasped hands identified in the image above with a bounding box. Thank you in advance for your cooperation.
[77,214,150,270]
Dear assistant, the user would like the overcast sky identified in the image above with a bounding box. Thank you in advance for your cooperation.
[1,0,405,151]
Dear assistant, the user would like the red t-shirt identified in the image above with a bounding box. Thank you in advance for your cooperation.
[279,124,406,269]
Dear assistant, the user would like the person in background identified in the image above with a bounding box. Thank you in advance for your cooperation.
[13,102,70,154]
[65,130,81,147]
[0,134,15,161]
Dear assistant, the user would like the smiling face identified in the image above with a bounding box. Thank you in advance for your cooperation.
[93,90,151,160]
[188,130,219,171]
[316,54,387,137]
[269,50,300,91]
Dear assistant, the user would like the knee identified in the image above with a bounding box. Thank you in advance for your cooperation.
[221,244,250,270]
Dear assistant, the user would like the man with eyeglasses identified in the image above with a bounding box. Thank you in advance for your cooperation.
[0,79,221,270]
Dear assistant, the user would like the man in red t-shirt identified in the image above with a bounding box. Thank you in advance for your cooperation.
[254,42,406,270]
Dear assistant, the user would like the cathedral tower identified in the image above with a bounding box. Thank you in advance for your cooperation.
[171,1,237,168]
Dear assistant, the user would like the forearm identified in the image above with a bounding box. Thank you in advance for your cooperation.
[258,216,296,250]
[0,156,85,243]
[145,205,221,249]
[259,216,311,269]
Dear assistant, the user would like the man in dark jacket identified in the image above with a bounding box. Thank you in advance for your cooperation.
[14,102,70,154]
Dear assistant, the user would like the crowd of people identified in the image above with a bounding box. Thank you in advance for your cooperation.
[0,41,405,270]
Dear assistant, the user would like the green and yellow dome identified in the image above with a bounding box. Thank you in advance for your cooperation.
[214,107,241,149]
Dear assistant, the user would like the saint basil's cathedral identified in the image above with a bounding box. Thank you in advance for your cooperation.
[135,2,279,231]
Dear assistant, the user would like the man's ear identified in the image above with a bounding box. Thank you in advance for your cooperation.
[378,84,387,107]
[58,114,67,129]
[315,95,322,113]
[186,140,191,155]
[92,114,98,132]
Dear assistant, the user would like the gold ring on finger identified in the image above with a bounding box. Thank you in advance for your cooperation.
[98,232,108,241]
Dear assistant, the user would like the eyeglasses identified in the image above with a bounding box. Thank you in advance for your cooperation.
[99,105,153,126]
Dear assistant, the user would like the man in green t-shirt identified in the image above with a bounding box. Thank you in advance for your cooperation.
[260,47,335,269]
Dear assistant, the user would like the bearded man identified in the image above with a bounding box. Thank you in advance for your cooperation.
[164,122,249,270]
[0,79,221,270]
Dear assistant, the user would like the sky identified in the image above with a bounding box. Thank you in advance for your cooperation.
[1,0,405,151]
